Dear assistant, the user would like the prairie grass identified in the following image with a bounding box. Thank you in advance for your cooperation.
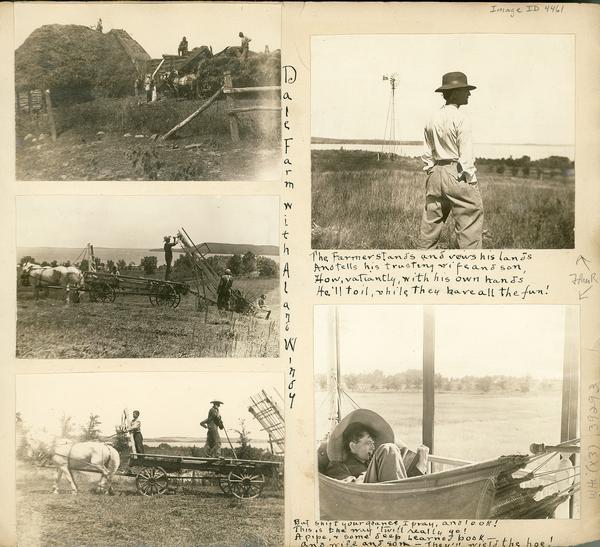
[16,276,279,359]
[17,464,283,546]
[312,151,575,249]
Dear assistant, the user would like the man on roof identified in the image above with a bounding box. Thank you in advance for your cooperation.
[239,32,252,62]
[324,409,428,483]
[419,71,483,249]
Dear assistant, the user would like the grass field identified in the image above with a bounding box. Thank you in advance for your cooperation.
[16,277,279,359]
[16,464,283,546]
[16,96,280,181]
[311,150,575,249]
[315,390,563,462]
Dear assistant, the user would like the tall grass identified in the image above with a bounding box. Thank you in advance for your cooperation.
[312,164,575,249]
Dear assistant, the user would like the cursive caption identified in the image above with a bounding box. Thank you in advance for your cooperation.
[312,250,550,300]
[489,4,564,17]
[292,519,555,547]
[586,381,600,500]
[282,64,297,409]
[570,255,598,301]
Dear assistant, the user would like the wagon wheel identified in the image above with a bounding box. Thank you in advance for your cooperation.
[136,466,169,496]
[218,474,232,496]
[149,284,178,308]
[89,282,115,303]
[228,470,265,499]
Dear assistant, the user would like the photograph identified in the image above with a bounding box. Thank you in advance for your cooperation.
[311,34,575,249]
[14,3,281,181]
[315,305,580,520]
[16,372,284,546]
[16,195,280,359]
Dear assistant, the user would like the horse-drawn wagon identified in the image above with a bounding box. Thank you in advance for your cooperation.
[128,452,282,499]
[83,271,189,308]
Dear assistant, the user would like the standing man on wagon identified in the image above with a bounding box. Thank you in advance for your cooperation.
[200,400,224,457]
[128,410,144,454]
[419,71,484,249]
[163,235,178,281]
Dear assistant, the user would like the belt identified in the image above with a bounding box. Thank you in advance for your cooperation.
[434,159,458,166]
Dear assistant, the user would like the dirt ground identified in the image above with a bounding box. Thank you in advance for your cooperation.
[16,132,280,181]
[16,464,284,546]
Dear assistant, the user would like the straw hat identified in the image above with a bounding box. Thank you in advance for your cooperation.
[435,71,476,92]
[210,400,224,405]
[327,409,395,462]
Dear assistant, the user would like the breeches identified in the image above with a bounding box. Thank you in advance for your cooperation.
[418,163,484,249]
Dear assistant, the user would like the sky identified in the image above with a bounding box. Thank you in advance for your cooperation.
[14,2,281,57]
[314,304,574,380]
[311,34,575,146]
[17,371,282,440]
[16,195,278,249]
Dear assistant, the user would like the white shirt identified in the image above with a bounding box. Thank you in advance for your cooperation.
[422,104,477,183]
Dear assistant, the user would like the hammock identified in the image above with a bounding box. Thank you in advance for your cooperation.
[319,442,579,520]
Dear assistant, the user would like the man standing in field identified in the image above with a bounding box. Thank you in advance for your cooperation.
[163,235,178,281]
[200,400,224,457]
[217,268,234,311]
[419,72,484,249]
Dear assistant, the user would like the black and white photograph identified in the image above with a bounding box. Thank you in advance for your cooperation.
[315,305,580,520]
[14,3,281,181]
[311,34,575,249]
[16,195,279,359]
[16,372,284,546]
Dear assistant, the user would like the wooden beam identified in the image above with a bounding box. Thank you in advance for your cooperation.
[161,86,223,140]
[44,89,57,142]
[422,306,435,454]
[560,306,579,518]
[226,106,281,113]
[223,72,240,142]
[223,86,281,94]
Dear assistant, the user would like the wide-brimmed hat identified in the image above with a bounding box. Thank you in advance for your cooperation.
[210,400,224,405]
[327,409,395,462]
[224,269,231,275]
[435,72,476,92]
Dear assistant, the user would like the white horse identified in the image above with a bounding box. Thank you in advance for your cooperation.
[49,439,121,495]
[20,262,83,300]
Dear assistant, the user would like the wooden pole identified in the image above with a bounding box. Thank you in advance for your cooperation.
[560,306,579,518]
[161,86,223,140]
[45,89,57,142]
[223,71,240,142]
[422,306,435,457]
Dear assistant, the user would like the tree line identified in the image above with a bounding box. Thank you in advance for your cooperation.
[477,155,574,178]
[19,251,278,278]
[315,369,561,394]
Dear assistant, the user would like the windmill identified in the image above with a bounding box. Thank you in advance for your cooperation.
[381,72,399,156]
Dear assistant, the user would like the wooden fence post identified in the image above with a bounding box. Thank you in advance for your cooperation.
[45,89,57,142]
[223,71,240,143]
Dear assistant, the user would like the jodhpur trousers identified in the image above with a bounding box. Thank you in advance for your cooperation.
[418,163,484,249]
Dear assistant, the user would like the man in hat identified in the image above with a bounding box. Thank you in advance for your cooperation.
[419,71,484,249]
[239,32,252,62]
[217,269,234,311]
[325,409,427,483]
[200,400,224,457]
[163,235,178,281]
[178,36,189,57]
[128,410,144,454]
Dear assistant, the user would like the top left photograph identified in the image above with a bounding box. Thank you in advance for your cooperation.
[14,2,282,181]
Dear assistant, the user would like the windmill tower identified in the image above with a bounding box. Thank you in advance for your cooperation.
[381,73,399,156]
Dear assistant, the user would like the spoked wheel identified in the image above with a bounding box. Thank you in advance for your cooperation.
[136,466,169,496]
[149,284,178,308]
[218,474,232,496]
[228,470,265,499]
[89,282,116,303]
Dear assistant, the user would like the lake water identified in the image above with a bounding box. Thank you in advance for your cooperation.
[312,143,575,161]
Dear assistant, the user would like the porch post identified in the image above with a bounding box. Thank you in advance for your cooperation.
[422,306,435,455]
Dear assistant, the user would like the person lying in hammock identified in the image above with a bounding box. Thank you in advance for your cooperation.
[325,409,429,483]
